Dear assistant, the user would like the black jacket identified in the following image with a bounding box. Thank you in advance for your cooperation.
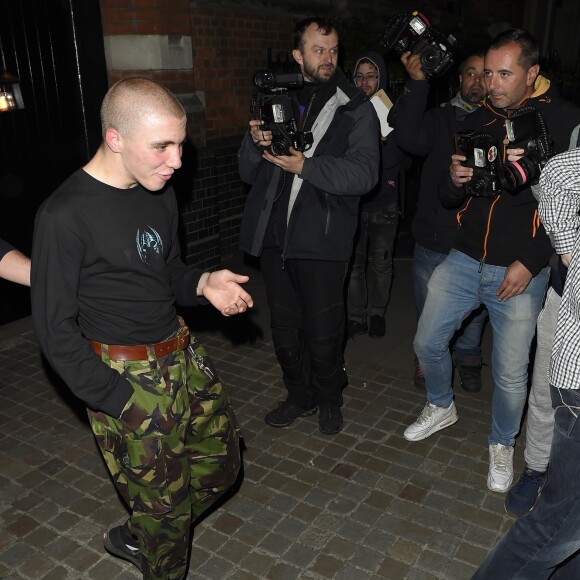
[439,76,580,275]
[238,68,380,261]
[392,79,482,254]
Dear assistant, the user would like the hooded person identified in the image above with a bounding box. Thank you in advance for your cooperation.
[347,50,406,339]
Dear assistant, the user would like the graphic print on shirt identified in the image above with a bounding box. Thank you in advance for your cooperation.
[136,226,163,265]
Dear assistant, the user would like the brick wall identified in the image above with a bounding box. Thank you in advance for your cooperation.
[189,5,297,141]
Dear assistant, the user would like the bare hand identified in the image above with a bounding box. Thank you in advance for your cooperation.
[561,252,572,268]
[197,270,254,316]
[506,147,525,163]
[401,51,425,81]
[249,119,272,147]
[496,261,532,301]
[450,154,472,187]
[262,147,305,175]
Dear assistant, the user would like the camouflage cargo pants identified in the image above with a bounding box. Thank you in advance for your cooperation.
[87,335,241,580]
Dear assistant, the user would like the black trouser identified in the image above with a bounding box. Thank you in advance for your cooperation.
[261,248,348,408]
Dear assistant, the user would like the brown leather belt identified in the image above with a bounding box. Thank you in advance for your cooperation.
[90,329,189,361]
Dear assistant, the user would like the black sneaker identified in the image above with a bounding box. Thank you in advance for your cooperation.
[368,315,386,338]
[348,320,368,339]
[264,400,318,428]
[103,525,142,572]
[457,364,482,392]
[505,468,547,517]
[413,358,425,389]
[319,405,343,434]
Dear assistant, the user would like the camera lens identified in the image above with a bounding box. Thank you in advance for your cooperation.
[500,158,537,192]
[270,140,289,157]
[421,46,442,69]
[254,72,275,90]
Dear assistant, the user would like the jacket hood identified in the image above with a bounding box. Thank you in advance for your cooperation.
[354,50,388,94]
[531,74,551,98]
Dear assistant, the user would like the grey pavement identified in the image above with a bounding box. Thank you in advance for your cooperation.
[0,254,524,579]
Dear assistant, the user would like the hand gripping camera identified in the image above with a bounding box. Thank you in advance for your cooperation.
[501,107,555,191]
[381,10,457,79]
[455,108,555,197]
[455,131,501,198]
[250,71,314,157]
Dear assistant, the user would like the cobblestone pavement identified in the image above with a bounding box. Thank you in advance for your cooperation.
[0,257,523,579]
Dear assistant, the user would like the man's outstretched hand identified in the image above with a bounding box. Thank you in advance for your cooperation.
[197,270,254,316]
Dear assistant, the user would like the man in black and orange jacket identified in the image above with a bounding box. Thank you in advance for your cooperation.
[400,29,580,495]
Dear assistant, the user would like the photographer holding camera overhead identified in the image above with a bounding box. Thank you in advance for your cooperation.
[403,28,580,495]
[386,10,488,393]
[238,16,379,435]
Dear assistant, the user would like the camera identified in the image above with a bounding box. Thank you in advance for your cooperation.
[455,130,501,198]
[455,108,555,198]
[251,71,313,157]
[381,10,457,79]
[501,107,555,191]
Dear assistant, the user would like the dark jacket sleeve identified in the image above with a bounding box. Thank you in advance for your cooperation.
[439,175,468,208]
[382,134,406,184]
[391,79,439,156]
[515,221,555,277]
[31,205,134,418]
[300,100,380,196]
[238,132,268,185]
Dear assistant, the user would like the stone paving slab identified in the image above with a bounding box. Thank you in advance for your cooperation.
[0,258,525,579]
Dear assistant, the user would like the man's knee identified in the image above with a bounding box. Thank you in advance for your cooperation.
[272,326,303,379]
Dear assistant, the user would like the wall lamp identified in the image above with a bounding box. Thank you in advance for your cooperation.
[0,70,25,112]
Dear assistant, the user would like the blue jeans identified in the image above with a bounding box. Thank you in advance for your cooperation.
[413,244,488,366]
[414,250,549,446]
[472,387,580,579]
[348,205,398,323]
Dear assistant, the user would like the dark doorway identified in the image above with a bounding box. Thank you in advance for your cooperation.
[0,0,108,325]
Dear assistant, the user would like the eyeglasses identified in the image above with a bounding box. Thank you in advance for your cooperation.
[354,73,378,84]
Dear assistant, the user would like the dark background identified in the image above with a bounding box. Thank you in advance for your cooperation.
[1,0,579,326]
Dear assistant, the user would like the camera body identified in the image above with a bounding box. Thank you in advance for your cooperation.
[502,107,555,191]
[455,109,555,198]
[251,72,313,157]
[381,10,457,79]
[455,130,501,198]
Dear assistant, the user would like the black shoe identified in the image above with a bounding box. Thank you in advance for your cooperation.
[413,358,425,389]
[348,319,368,339]
[457,364,482,392]
[318,405,343,434]
[264,400,318,428]
[505,468,547,517]
[368,315,386,338]
[103,525,142,572]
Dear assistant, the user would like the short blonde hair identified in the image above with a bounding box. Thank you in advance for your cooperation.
[100,77,185,138]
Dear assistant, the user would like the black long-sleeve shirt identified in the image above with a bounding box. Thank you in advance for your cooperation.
[31,169,203,417]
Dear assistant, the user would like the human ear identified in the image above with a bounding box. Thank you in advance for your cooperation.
[292,49,303,67]
[527,64,540,87]
[105,128,122,153]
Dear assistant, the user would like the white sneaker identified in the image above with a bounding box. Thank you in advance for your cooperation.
[488,444,514,492]
[404,401,458,441]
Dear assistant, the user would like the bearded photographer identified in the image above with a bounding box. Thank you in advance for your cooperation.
[392,47,488,392]
[238,17,379,435]
[404,28,580,495]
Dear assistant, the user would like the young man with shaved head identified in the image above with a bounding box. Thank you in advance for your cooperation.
[32,77,252,579]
